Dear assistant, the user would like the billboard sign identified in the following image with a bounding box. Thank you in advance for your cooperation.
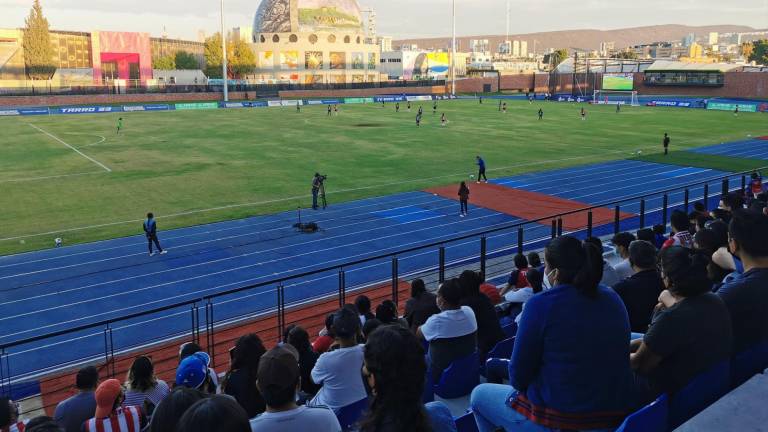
[175,102,218,110]
[602,73,634,91]
[707,102,757,112]
[297,0,362,32]
[56,106,122,114]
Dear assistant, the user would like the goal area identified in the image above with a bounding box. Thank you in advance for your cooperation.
[593,90,639,107]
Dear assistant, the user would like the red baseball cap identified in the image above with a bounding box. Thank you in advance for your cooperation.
[95,379,123,418]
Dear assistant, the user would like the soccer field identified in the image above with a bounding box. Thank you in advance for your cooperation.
[0,99,765,255]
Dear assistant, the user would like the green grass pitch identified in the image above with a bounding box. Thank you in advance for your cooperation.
[1,99,765,255]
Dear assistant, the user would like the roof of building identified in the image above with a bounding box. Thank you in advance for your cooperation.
[645,61,742,72]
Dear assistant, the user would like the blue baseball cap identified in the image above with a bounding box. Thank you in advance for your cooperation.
[176,353,208,389]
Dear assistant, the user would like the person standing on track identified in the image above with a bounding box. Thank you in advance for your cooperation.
[476,156,488,183]
[143,213,167,256]
[663,133,670,156]
[458,181,470,217]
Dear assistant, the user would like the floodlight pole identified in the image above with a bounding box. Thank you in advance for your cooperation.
[220,0,229,102]
[451,0,456,96]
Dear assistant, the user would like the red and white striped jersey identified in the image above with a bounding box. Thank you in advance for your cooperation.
[83,406,142,432]
[3,420,28,432]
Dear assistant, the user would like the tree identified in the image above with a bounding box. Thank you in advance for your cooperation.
[228,37,255,78]
[613,50,637,60]
[550,48,569,67]
[204,33,224,78]
[22,0,56,80]
[741,42,754,60]
[175,51,199,70]
[747,40,768,64]
[153,54,176,70]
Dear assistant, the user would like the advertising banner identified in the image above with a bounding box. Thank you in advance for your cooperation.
[144,104,172,111]
[280,51,299,69]
[220,102,253,108]
[175,102,218,110]
[602,73,634,91]
[707,102,757,112]
[20,107,50,115]
[373,96,406,103]
[297,0,362,32]
[645,100,693,108]
[406,95,433,102]
[343,97,374,104]
[0,109,20,116]
[56,106,122,114]
[426,52,449,77]
[330,52,346,69]
[267,100,303,107]
[305,51,323,70]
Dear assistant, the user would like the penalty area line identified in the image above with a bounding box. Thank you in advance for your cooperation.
[28,124,112,172]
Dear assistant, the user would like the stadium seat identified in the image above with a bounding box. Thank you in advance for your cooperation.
[731,340,768,389]
[336,397,369,431]
[614,394,668,432]
[454,411,480,432]
[481,337,515,377]
[501,322,517,339]
[483,358,510,384]
[433,351,481,399]
[668,360,730,430]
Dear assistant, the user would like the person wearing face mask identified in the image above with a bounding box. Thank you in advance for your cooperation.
[470,236,637,432]
[630,246,732,404]
[716,209,768,356]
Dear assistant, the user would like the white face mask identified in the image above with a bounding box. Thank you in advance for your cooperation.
[543,268,556,290]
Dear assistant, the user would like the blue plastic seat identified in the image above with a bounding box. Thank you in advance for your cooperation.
[668,360,730,430]
[614,394,668,432]
[433,351,481,399]
[335,397,369,431]
[454,411,479,432]
[483,358,510,384]
[501,322,517,339]
[487,337,515,360]
[731,340,768,388]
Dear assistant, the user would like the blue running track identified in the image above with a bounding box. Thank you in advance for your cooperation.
[690,138,768,161]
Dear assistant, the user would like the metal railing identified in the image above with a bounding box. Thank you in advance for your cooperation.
[0,166,761,416]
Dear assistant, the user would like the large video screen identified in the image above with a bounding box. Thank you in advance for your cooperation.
[602,73,634,91]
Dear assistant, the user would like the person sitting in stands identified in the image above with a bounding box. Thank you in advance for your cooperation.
[222,334,267,418]
[22,416,63,432]
[250,345,341,432]
[362,318,383,342]
[478,273,503,306]
[286,326,321,397]
[123,356,170,416]
[354,295,375,326]
[631,247,732,402]
[359,326,456,432]
[417,279,478,381]
[717,210,768,355]
[175,395,250,432]
[585,237,621,287]
[312,314,335,355]
[375,300,409,329]
[83,379,146,432]
[612,232,637,281]
[0,397,27,432]
[612,241,665,334]
[176,353,217,395]
[663,210,693,249]
[147,387,206,432]
[527,252,544,272]
[310,307,367,411]
[471,236,637,432]
[500,254,530,298]
[54,366,98,432]
[405,279,440,333]
[458,270,505,360]
[179,343,219,393]
[512,268,545,325]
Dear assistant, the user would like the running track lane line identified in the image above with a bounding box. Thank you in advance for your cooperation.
[0,142,662,243]
[28,124,112,173]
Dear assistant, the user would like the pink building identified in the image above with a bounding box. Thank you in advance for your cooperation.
[91,31,153,84]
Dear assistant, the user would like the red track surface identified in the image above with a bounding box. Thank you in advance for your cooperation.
[39,281,411,414]
[425,182,635,230]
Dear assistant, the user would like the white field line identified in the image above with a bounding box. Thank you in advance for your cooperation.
[64,133,106,148]
[0,171,104,184]
[28,124,112,172]
[0,144,657,243]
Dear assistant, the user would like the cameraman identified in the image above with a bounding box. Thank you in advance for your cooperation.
[312,173,327,210]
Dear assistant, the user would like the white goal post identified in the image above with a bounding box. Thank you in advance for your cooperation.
[593,90,639,107]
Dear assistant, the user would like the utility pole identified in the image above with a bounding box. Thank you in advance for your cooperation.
[451,0,456,96]
[220,0,229,101]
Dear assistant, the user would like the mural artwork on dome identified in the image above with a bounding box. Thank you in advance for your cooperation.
[254,0,292,33]
[298,0,362,32]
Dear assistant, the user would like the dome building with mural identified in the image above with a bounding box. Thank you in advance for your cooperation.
[252,0,380,84]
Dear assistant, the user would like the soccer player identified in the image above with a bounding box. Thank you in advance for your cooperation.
[538,108,543,120]
[395,102,400,113]
[382,100,385,108]
[616,103,621,113]
[416,112,422,127]
[116,117,123,135]
[143,212,167,256]
[296,103,301,113]
[580,107,586,120]
[476,156,488,183]
[734,105,739,116]
[334,105,339,116]
[433,101,438,114]
[479,96,483,104]
[407,101,411,112]
[327,105,332,116]
[502,102,507,113]
[663,133,670,155]
[418,105,423,116]
[498,100,502,112]
[441,112,447,127]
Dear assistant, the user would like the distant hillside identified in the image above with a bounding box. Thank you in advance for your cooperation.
[393,24,760,53]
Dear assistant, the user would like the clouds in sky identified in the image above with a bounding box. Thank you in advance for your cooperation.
[0,0,765,40]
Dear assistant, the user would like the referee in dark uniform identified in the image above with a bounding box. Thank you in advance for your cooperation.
[143,212,167,256]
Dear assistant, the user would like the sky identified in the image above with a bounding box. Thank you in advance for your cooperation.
[0,0,766,41]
